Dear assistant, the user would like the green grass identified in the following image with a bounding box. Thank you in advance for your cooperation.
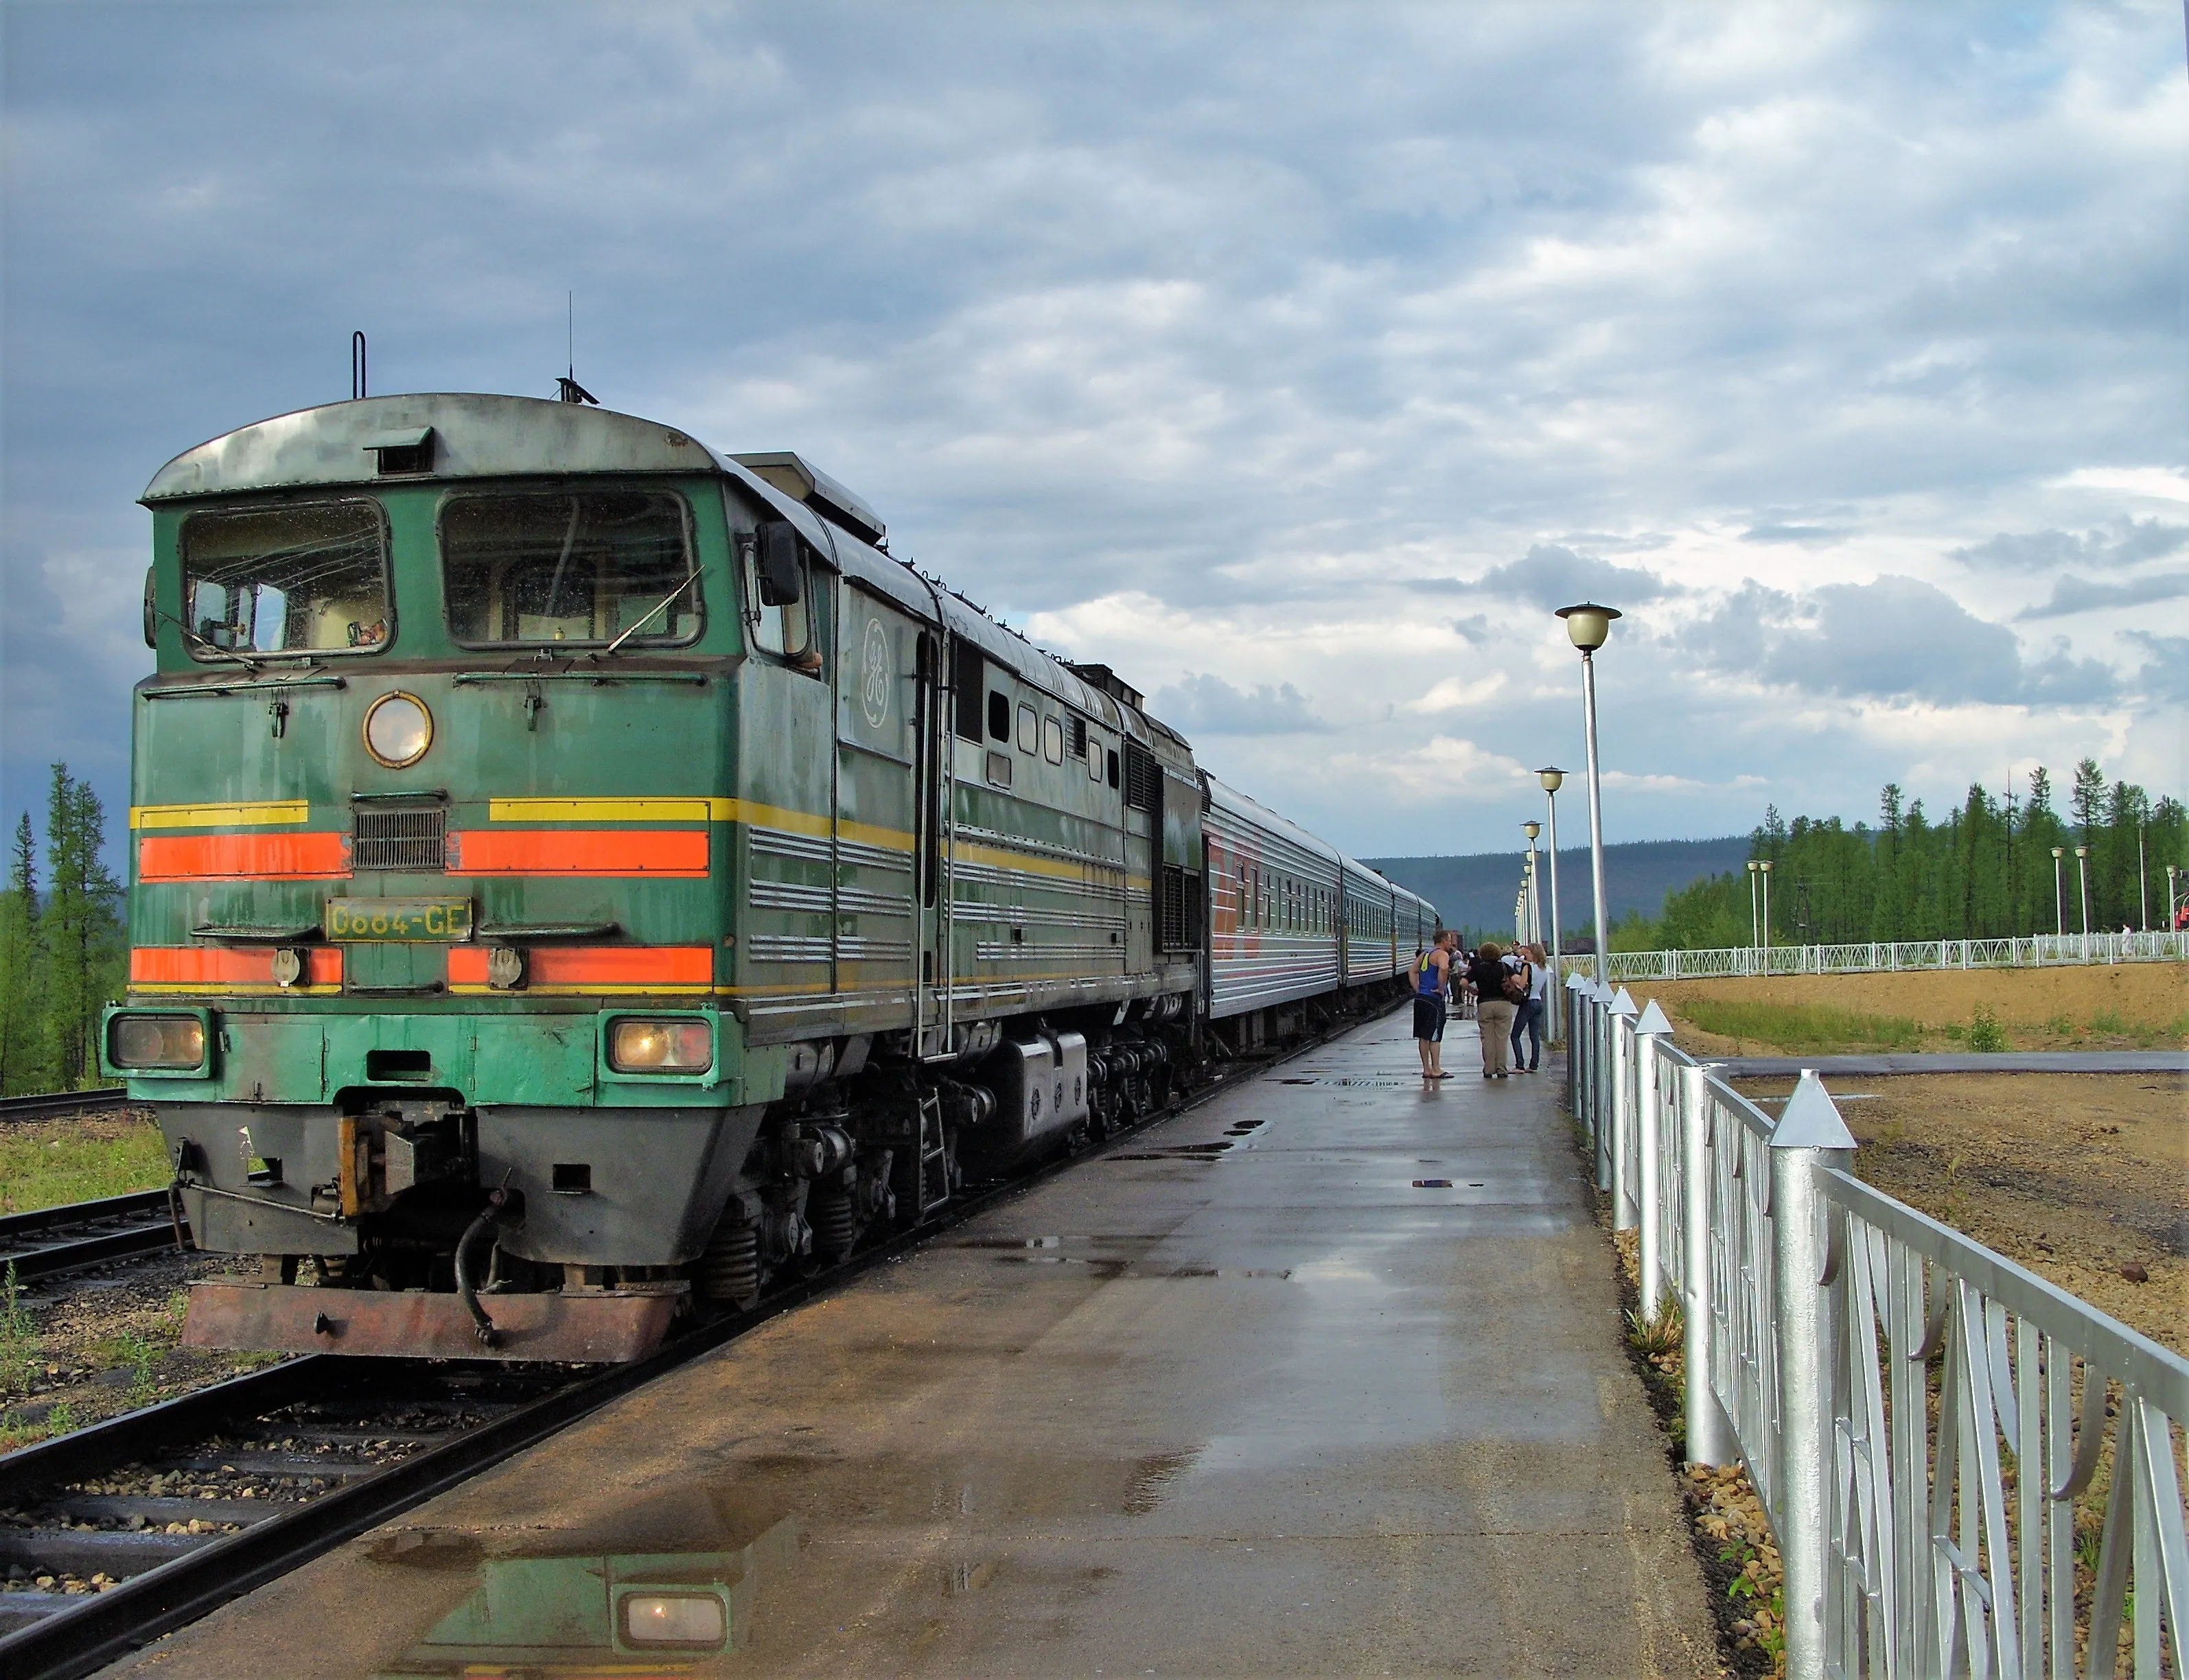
[0,1119,171,1214]
[1679,997,1926,1053]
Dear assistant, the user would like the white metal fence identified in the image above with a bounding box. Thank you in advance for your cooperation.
[1563,930,2186,983]
[1567,974,2189,1679]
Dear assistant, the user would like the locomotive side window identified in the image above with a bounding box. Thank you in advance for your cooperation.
[1043,716,1064,764]
[953,642,986,742]
[1016,703,1037,754]
[442,490,699,648]
[987,691,1010,742]
[181,500,389,659]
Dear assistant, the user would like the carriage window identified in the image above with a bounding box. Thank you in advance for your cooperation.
[443,490,699,648]
[181,500,389,659]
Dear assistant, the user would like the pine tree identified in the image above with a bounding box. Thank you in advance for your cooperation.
[0,813,45,1095]
[42,767,124,1088]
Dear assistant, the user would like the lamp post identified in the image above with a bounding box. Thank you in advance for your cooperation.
[2052,846,2065,937]
[1555,601,1621,984]
[1536,769,1566,1043]
[2075,844,2090,952]
[1746,860,1761,950]
[2168,864,2180,933]
[1522,821,1542,947]
[2138,821,2148,932]
[1759,859,1774,972]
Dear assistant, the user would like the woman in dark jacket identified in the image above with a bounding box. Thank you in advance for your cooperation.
[1469,942,1518,1077]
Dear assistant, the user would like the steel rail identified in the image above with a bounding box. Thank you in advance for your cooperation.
[0,1193,187,1284]
[0,998,1396,1680]
[0,1091,130,1126]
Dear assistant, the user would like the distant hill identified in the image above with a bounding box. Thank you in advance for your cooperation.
[1364,837,1750,944]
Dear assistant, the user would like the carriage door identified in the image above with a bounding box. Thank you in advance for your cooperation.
[834,586,925,1032]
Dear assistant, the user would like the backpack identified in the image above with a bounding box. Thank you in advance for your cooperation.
[1501,962,1529,1003]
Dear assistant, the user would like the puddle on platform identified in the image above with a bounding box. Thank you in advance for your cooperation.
[367,1486,797,1676]
[1120,1447,1201,1514]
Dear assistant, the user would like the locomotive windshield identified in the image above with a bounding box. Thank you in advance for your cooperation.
[441,489,699,647]
[181,500,390,658]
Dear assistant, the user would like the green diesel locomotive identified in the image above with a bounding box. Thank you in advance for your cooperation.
[106,393,1435,1360]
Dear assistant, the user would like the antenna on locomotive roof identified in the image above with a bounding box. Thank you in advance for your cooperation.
[557,292,598,405]
[351,331,367,400]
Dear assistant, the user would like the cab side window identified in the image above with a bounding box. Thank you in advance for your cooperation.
[738,521,815,666]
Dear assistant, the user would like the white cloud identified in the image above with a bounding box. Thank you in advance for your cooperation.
[2,0,2181,852]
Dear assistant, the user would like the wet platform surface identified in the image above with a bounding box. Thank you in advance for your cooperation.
[107,1013,1719,1678]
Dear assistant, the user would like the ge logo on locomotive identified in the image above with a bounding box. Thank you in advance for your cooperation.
[861,616,892,730]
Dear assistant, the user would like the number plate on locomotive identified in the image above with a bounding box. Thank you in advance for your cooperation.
[325,898,474,942]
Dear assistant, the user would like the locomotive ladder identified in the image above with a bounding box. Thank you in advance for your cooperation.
[914,1089,953,1218]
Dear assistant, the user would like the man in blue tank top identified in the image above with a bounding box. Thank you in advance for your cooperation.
[1413,929,1459,1081]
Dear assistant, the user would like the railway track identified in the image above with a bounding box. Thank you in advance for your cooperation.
[0,1195,187,1285]
[0,1012,1387,1680]
[0,1092,130,1127]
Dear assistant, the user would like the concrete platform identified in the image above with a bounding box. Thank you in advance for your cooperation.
[104,1013,1722,1679]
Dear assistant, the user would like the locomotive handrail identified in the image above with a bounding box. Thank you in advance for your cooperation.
[145,673,348,699]
[450,668,708,685]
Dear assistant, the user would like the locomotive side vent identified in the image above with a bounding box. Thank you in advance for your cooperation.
[352,803,447,870]
[1123,742,1161,813]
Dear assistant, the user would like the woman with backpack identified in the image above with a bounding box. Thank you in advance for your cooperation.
[1508,944,1548,1073]
[1468,942,1520,1078]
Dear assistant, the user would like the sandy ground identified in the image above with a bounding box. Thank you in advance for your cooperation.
[1731,1071,2188,1355]
[1636,962,2186,1055]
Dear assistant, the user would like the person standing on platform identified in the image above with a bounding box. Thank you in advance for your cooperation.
[1469,942,1517,1077]
[1411,929,1459,1082]
[1509,943,1551,1073]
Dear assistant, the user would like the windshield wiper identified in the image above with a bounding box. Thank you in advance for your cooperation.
[152,605,264,673]
[600,569,704,655]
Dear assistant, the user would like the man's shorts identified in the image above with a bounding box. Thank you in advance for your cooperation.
[1413,995,1447,1042]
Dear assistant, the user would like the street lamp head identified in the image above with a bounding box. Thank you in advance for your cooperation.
[1536,765,1566,793]
[2075,845,2089,858]
[1747,860,1759,873]
[2052,846,2063,859]
[1522,820,1540,841]
[1555,602,1621,653]
[1759,859,1773,874]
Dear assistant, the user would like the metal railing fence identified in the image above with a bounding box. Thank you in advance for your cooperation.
[1563,931,2186,983]
[1565,974,2189,1679]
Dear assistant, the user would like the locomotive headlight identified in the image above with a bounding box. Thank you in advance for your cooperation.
[109,1013,208,1071]
[618,1592,727,1648]
[362,691,432,768]
[608,1017,713,1073]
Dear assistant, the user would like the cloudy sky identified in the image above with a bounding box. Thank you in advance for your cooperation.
[3,1,2183,862]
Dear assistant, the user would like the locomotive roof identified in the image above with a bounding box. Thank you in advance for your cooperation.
[141,393,730,504]
[143,392,1139,736]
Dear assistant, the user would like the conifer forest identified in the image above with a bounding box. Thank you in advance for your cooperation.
[1614,759,2184,953]
[0,766,126,1095]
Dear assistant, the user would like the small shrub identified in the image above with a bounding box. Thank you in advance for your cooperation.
[0,1264,38,1397]
[1968,1006,2006,1053]
[2087,1009,2129,1037]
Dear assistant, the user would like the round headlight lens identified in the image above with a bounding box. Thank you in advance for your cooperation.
[111,1014,207,1070]
[364,692,432,767]
[608,1018,713,1073]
